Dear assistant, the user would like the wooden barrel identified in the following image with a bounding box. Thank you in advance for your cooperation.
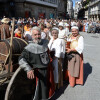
[0,37,28,64]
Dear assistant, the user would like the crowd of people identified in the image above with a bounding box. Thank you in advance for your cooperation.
[82,20,100,33]
[0,17,100,40]
[0,16,98,100]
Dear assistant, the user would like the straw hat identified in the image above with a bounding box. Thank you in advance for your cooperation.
[70,40,78,49]
[1,18,10,24]
[46,23,52,28]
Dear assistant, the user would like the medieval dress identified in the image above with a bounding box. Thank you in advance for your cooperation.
[48,37,65,88]
[66,35,84,87]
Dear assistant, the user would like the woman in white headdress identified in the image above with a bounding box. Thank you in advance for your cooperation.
[65,26,84,87]
[58,22,68,38]
[48,27,66,89]
[64,23,70,36]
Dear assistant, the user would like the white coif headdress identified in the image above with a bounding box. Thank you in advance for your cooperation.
[71,26,79,30]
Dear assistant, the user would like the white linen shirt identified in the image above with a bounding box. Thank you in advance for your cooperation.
[41,32,46,39]
[59,29,67,38]
[48,38,65,58]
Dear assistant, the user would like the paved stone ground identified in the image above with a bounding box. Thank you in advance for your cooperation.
[51,32,100,100]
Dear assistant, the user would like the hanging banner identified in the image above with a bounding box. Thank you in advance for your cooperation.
[50,13,54,18]
[39,13,45,19]
[25,11,29,18]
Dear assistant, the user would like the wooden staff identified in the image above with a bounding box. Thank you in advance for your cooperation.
[21,24,24,39]
[8,18,15,77]
[3,27,6,39]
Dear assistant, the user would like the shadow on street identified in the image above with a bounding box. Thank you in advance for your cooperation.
[83,63,92,85]
[50,83,68,100]
[50,62,92,100]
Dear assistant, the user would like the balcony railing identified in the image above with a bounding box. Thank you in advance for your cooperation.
[89,0,100,7]
[89,10,100,15]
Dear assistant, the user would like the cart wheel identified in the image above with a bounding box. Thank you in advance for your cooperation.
[5,67,36,100]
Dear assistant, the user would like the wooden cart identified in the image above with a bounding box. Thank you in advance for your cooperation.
[0,37,35,100]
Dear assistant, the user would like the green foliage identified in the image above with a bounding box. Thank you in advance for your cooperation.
[83,0,90,7]
[87,0,89,4]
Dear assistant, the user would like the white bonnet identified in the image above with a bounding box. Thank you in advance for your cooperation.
[71,26,79,30]
[58,22,64,27]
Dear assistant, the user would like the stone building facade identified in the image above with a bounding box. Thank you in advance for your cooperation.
[0,0,25,18]
[88,0,100,21]
[0,0,67,19]
[79,0,100,21]
[67,0,73,19]
[22,0,58,19]
[0,0,58,19]
[57,0,67,19]
[74,1,82,19]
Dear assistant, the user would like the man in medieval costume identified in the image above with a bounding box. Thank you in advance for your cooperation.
[0,18,11,40]
[19,26,55,100]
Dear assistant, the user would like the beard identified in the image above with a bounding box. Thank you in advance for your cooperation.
[33,38,41,44]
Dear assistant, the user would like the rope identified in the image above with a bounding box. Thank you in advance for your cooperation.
[0,78,7,85]
[0,64,8,84]
[0,53,8,57]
